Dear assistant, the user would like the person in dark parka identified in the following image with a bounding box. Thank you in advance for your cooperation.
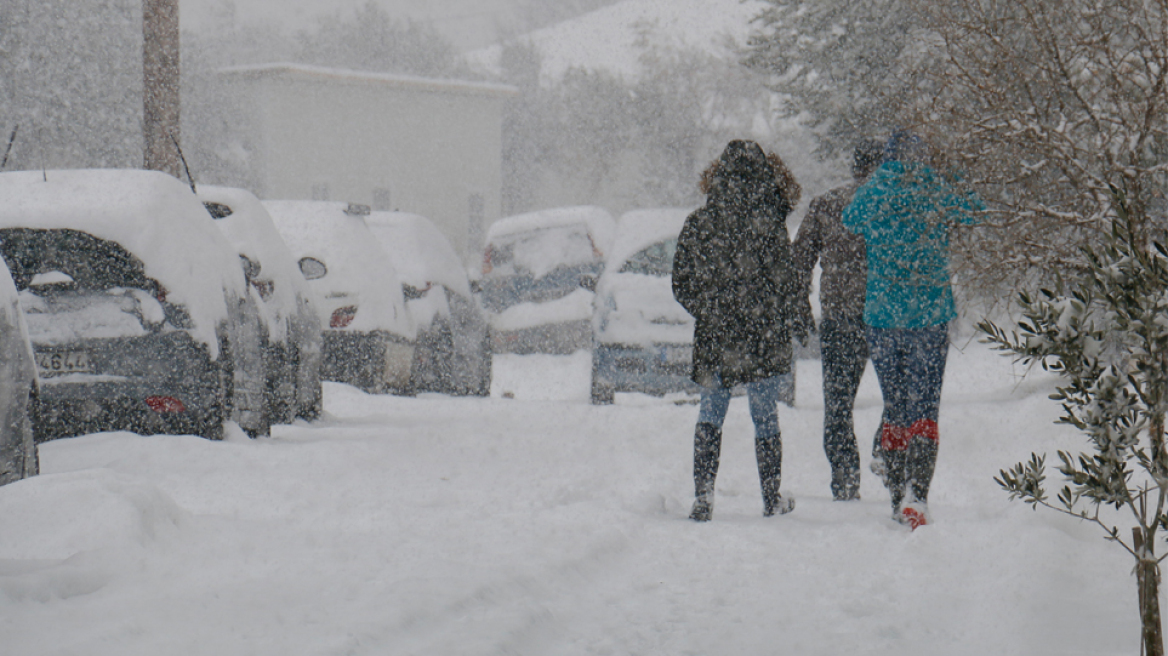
[672,139,801,522]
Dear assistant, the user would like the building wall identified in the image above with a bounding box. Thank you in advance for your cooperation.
[225,66,513,267]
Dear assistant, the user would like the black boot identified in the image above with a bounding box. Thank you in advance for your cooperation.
[870,421,888,488]
[831,466,861,501]
[905,434,938,505]
[884,446,908,514]
[756,432,794,516]
[826,423,861,500]
[690,422,722,522]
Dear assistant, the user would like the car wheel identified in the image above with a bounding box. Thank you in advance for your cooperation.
[233,339,271,438]
[590,376,614,405]
[290,342,323,421]
[195,354,231,441]
[265,342,298,425]
[474,338,493,397]
[298,374,323,421]
[299,366,323,420]
[20,383,39,477]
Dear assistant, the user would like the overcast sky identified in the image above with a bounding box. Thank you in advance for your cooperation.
[181,0,526,51]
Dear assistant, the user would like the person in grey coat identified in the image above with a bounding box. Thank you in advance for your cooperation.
[672,139,801,521]
[791,139,884,501]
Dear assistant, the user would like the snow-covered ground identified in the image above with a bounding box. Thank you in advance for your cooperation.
[0,340,1142,654]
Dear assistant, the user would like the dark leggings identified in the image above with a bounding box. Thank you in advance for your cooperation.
[820,316,867,482]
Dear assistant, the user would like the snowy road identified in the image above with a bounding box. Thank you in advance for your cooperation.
[0,344,1143,655]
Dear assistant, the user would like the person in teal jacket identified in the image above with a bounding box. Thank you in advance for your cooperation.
[842,130,983,529]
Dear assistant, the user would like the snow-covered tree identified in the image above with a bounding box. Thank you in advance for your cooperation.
[741,0,921,155]
[516,0,622,32]
[900,0,1168,306]
[498,39,791,216]
[292,1,470,79]
[743,0,1167,310]
[981,194,1168,656]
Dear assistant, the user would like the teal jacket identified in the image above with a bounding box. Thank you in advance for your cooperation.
[842,161,983,329]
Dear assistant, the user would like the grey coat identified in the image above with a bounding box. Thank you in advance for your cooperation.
[791,183,867,322]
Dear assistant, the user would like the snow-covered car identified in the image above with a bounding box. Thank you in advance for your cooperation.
[265,201,415,395]
[479,206,615,354]
[590,208,795,405]
[366,211,491,396]
[0,169,269,440]
[198,186,324,421]
[0,262,38,485]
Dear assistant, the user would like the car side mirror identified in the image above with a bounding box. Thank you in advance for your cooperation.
[298,257,327,281]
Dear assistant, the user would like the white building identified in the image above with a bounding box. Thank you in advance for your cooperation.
[220,63,517,266]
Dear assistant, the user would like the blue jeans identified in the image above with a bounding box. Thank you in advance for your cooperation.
[697,374,782,437]
[866,324,948,442]
[866,323,948,508]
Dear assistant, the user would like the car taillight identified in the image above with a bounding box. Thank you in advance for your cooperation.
[482,245,494,275]
[330,305,357,328]
[145,396,185,413]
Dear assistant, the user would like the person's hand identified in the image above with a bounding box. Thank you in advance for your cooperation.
[790,301,814,347]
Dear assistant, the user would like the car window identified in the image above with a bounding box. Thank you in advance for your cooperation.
[618,238,678,277]
[0,227,159,294]
[1,227,190,331]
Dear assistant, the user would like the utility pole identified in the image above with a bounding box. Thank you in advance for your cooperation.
[143,0,180,177]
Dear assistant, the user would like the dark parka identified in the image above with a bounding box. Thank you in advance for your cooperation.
[672,140,798,389]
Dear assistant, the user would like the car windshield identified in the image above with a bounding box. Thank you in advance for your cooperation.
[618,238,678,277]
[488,224,597,279]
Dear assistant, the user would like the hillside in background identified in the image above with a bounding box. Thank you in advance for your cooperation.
[182,0,619,52]
[466,0,769,82]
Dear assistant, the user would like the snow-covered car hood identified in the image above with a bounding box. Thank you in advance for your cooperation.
[366,212,472,299]
[593,273,692,347]
[0,169,249,353]
[197,186,312,342]
[486,206,615,260]
[264,201,413,340]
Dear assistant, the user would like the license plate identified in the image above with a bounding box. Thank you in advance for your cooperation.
[35,350,94,375]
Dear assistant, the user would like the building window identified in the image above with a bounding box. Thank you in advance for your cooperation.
[372,187,391,211]
[468,193,485,254]
[311,183,330,201]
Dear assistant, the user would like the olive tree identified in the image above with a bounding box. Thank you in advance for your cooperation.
[981,194,1168,656]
